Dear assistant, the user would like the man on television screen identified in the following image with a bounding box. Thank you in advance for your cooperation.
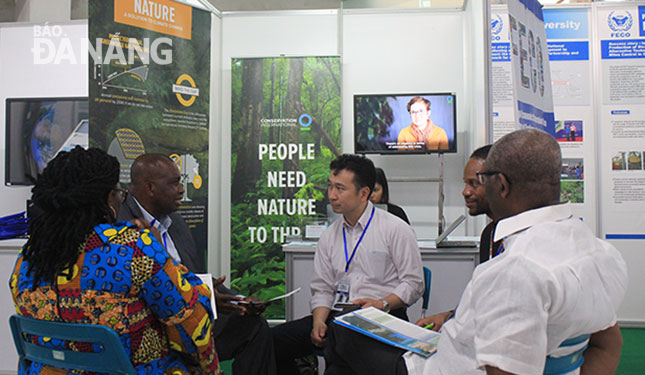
[397,96,448,151]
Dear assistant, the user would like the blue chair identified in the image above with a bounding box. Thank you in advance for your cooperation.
[544,334,590,375]
[9,314,136,375]
[421,267,432,317]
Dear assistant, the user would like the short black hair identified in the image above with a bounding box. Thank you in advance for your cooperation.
[374,167,389,204]
[470,145,492,160]
[329,154,376,194]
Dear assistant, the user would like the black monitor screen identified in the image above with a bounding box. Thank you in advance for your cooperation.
[354,93,457,154]
[5,97,89,185]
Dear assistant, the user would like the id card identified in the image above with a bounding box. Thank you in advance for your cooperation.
[332,275,351,310]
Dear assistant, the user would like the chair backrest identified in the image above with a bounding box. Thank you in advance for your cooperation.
[9,315,136,375]
[422,266,432,311]
[543,334,591,375]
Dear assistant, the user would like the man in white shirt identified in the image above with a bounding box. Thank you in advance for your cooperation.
[272,154,424,375]
[325,129,628,375]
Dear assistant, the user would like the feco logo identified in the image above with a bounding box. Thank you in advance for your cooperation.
[491,14,504,41]
[608,10,633,38]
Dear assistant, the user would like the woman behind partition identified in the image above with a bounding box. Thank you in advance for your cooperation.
[10,146,220,375]
[370,167,410,224]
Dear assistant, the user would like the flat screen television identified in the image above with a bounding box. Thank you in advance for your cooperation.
[5,97,89,185]
[354,93,457,154]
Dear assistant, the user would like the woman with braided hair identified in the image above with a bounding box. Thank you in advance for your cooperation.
[10,146,220,375]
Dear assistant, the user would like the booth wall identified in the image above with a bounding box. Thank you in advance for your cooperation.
[342,9,486,239]
[208,12,224,281]
[0,21,88,217]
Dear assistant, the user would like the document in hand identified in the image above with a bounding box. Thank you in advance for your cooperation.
[196,273,217,320]
[236,287,302,306]
[334,307,440,357]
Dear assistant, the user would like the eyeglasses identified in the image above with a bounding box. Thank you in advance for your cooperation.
[410,109,427,115]
[112,188,128,203]
[476,171,503,185]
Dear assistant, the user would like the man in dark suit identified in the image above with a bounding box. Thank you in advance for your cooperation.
[118,154,276,375]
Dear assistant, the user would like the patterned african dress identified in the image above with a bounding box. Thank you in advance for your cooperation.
[10,222,220,375]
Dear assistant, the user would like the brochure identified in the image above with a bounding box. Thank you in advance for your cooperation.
[334,307,440,357]
[196,273,217,320]
[238,287,302,306]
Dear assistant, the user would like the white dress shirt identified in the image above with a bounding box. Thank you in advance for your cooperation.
[405,202,628,375]
[132,197,182,264]
[310,201,424,311]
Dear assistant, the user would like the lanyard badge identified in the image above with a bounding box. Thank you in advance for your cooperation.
[332,207,375,310]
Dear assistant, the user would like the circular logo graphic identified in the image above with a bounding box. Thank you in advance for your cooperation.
[175,74,198,107]
[193,175,202,189]
[608,11,633,32]
[299,113,312,127]
[169,153,182,171]
[491,14,503,35]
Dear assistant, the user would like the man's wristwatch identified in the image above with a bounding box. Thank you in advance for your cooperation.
[380,299,390,313]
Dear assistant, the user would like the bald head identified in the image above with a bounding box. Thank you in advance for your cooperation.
[485,129,561,218]
[129,154,184,218]
[131,154,176,189]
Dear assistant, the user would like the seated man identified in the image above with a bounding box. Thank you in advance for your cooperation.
[271,154,424,375]
[325,129,628,375]
[419,144,500,331]
[118,154,276,375]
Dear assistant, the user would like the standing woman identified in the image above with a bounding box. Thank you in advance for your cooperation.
[10,146,220,375]
[370,168,410,224]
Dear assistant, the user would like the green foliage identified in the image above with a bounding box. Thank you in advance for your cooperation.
[561,181,584,203]
[354,96,394,152]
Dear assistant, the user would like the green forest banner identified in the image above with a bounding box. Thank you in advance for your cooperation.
[230,57,341,318]
[88,0,211,257]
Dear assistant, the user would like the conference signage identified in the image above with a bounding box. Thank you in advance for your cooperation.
[490,6,515,142]
[88,0,212,257]
[543,7,593,213]
[230,57,341,318]
[596,4,645,238]
[507,0,556,135]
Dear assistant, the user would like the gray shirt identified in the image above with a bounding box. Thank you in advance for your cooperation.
[310,201,424,311]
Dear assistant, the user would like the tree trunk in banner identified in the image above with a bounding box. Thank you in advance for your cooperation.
[282,58,303,198]
[268,59,277,144]
[232,59,264,204]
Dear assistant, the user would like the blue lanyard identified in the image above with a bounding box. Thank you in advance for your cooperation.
[343,206,375,272]
[493,240,505,258]
[150,218,168,249]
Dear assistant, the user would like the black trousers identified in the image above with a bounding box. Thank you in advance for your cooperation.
[214,312,277,375]
[271,308,408,375]
[324,322,408,375]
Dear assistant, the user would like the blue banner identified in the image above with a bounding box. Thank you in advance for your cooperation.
[492,42,511,62]
[519,0,544,22]
[517,100,556,135]
[547,41,589,61]
[544,8,589,40]
[601,39,645,59]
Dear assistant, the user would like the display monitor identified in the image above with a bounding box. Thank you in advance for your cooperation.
[354,93,457,154]
[5,97,89,185]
